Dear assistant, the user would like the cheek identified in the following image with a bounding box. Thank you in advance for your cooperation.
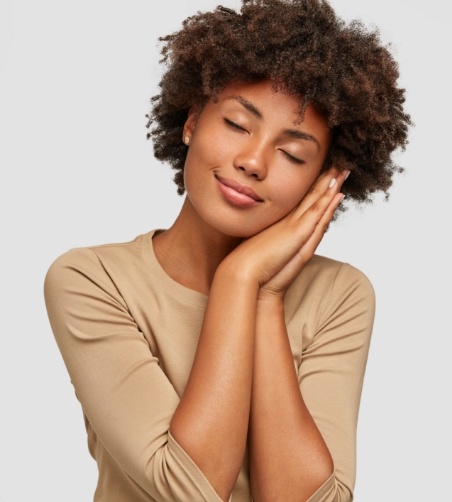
[183,142,210,187]
[270,174,316,214]
[183,127,238,195]
[184,136,226,179]
[193,116,233,160]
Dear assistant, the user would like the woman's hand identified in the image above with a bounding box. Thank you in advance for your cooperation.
[222,168,348,300]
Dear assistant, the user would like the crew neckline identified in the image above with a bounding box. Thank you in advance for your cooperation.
[140,229,208,309]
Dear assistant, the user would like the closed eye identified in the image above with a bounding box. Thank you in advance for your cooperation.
[224,118,247,132]
[281,150,305,165]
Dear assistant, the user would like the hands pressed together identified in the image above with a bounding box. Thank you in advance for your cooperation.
[224,167,349,300]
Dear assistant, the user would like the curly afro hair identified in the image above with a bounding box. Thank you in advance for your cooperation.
[146,0,411,204]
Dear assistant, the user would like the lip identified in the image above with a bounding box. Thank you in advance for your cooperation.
[215,175,263,208]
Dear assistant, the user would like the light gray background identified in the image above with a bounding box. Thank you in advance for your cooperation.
[1,0,450,500]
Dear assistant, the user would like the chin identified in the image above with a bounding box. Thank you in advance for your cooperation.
[203,212,275,239]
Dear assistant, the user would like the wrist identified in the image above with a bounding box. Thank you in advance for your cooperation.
[215,257,259,291]
[257,290,286,311]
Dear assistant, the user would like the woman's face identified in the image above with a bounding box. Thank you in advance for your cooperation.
[183,80,331,238]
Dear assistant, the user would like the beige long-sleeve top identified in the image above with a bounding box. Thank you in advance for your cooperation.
[44,230,375,502]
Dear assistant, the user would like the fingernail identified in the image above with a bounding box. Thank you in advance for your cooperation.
[344,170,350,180]
[328,178,337,188]
[339,194,345,203]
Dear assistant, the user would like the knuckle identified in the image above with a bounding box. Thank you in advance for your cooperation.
[307,183,321,196]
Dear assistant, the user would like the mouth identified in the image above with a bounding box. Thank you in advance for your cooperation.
[215,175,263,203]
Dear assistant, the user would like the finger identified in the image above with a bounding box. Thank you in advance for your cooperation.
[262,191,345,288]
[294,168,348,217]
[295,169,346,228]
[236,171,348,282]
[298,192,345,258]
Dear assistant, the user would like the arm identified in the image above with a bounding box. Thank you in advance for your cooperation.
[297,264,375,500]
[249,263,375,502]
[44,249,225,501]
[169,265,258,500]
[249,296,333,502]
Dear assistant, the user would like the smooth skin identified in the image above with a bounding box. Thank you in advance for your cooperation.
[153,80,348,501]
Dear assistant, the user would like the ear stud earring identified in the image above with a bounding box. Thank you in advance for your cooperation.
[183,135,190,145]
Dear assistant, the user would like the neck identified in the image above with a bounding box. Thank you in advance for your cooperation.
[153,197,242,295]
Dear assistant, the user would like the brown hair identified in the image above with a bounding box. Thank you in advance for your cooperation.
[146,0,411,204]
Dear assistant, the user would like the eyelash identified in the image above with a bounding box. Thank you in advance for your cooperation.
[282,151,304,165]
[224,118,247,132]
[224,118,304,165]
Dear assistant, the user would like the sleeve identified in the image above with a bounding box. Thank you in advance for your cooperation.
[43,248,223,502]
[299,263,375,502]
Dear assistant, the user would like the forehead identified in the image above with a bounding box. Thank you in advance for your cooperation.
[214,80,302,113]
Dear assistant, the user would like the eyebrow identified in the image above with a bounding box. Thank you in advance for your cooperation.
[228,95,321,151]
[283,129,321,150]
[231,95,263,119]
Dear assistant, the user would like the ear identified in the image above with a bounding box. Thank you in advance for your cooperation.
[183,106,200,137]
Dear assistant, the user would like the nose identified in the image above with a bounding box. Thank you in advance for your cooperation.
[233,140,268,180]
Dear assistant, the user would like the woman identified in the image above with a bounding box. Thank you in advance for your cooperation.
[44,1,411,500]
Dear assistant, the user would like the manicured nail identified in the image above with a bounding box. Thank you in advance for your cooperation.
[328,178,337,188]
[339,194,345,203]
[344,170,350,180]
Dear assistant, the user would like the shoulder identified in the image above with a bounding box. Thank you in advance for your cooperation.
[43,231,154,299]
[287,254,375,322]
[48,233,143,268]
[285,255,376,355]
[45,231,154,275]
[305,254,374,297]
